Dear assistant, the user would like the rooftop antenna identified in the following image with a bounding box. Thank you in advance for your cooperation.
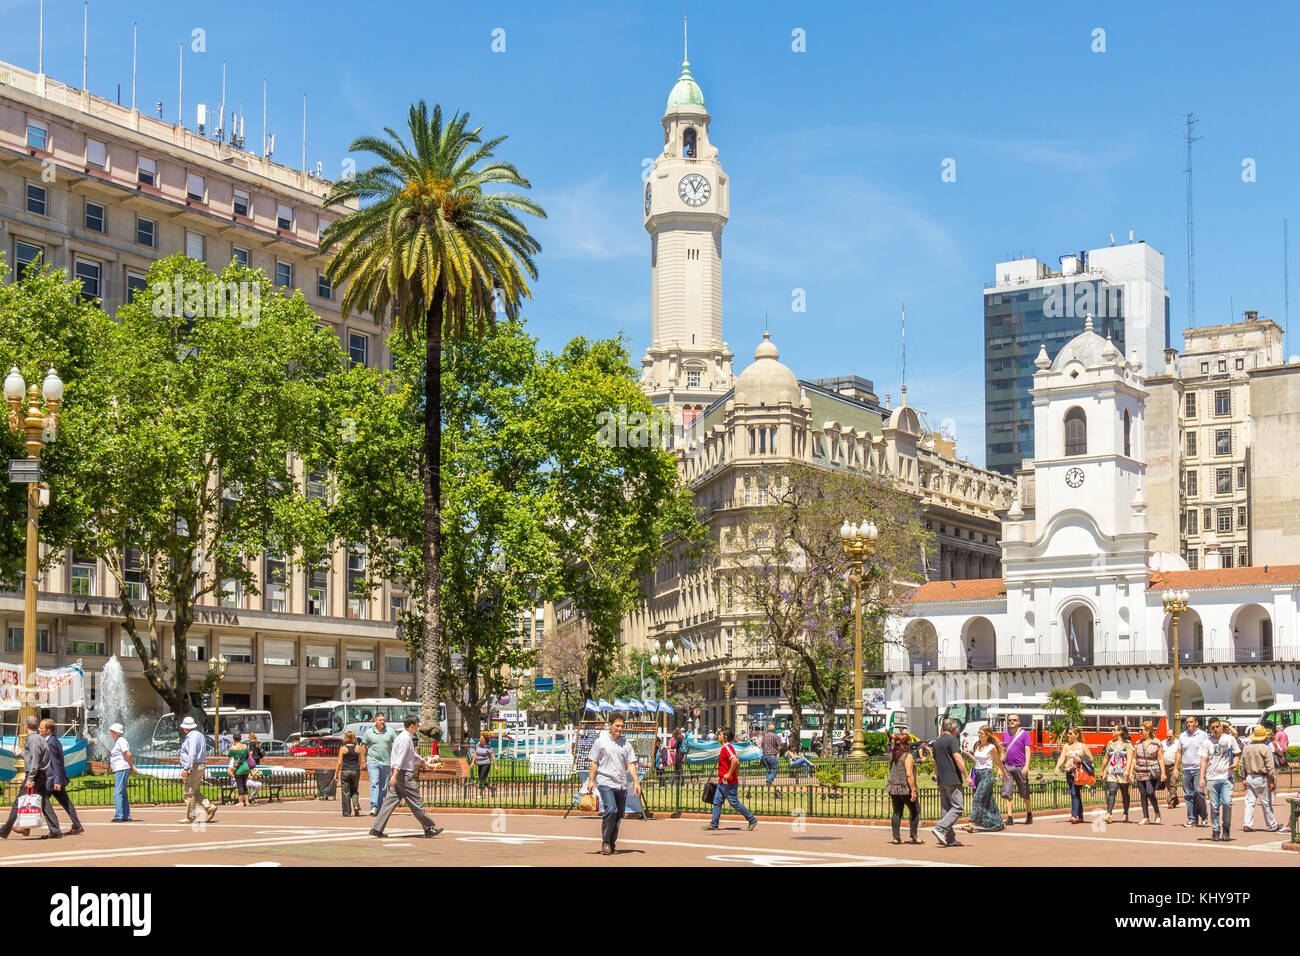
[262,77,267,156]
[302,93,307,172]
[218,60,226,141]
[131,22,137,110]
[1184,113,1203,326]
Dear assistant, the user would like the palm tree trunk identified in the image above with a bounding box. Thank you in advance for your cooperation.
[421,289,445,741]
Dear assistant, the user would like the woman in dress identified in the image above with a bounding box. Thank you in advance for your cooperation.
[1133,721,1165,825]
[961,725,1006,832]
[885,731,920,844]
[334,730,363,816]
[226,733,252,807]
[1100,723,1136,823]
[1054,726,1090,823]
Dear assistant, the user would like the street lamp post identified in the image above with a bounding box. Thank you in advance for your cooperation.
[1161,589,1190,730]
[5,367,62,729]
[839,518,879,760]
[649,639,679,743]
[721,667,737,730]
[207,655,229,749]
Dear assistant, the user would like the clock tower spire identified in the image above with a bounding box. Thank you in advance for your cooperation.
[642,46,733,418]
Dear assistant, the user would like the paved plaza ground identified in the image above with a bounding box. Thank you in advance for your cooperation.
[0,800,1295,867]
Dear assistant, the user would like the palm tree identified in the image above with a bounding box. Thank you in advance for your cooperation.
[1044,687,1085,755]
[321,102,544,739]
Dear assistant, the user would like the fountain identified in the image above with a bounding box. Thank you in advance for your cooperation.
[93,656,151,761]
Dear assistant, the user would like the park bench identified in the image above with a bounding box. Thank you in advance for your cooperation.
[209,771,286,805]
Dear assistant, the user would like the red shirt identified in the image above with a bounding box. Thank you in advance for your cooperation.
[718,743,739,783]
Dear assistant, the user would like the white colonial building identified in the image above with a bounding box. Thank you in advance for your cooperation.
[886,316,1300,731]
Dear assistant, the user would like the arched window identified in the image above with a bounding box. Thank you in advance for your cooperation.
[1123,408,1132,457]
[1064,406,1087,456]
[683,127,697,158]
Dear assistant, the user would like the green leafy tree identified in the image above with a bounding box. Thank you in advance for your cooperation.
[52,255,345,717]
[1045,687,1085,752]
[322,102,545,738]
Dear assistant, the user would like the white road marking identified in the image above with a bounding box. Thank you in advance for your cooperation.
[963,828,1289,853]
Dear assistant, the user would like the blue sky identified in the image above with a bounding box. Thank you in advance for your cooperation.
[3,0,1297,466]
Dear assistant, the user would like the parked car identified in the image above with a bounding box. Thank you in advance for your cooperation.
[256,738,291,757]
[289,736,343,757]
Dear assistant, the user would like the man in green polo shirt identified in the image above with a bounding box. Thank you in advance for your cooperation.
[360,714,398,815]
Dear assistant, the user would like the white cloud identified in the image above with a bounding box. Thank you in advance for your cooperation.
[534,176,643,262]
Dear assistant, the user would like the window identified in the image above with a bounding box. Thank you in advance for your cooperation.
[385,655,413,673]
[1064,407,1087,456]
[136,216,156,248]
[306,643,337,669]
[686,369,701,388]
[232,246,249,268]
[306,470,328,502]
[1217,507,1232,533]
[84,200,105,233]
[1202,507,1212,528]
[1123,409,1131,457]
[74,259,101,300]
[265,551,288,612]
[185,640,208,662]
[70,555,97,595]
[222,636,253,664]
[86,137,107,169]
[137,156,156,186]
[1186,432,1197,457]
[276,203,294,231]
[1186,509,1198,534]
[746,675,780,698]
[1238,506,1247,529]
[346,546,367,619]
[1215,468,1232,495]
[1237,466,1246,489]
[263,639,296,667]
[14,241,42,279]
[1218,359,1227,373]
[185,231,205,261]
[308,560,329,616]
[683,127,697,158]
[1235,358,1244,371]
[219,576,242,609]
[1239,547,1249,567]
[123,547,146,599]
[26,122,48,151]
[317,272,333,300]
[1221,551,1234,569]
[1214,389,1231,416]
[346,647,375,671]
[126,272,148,301]
[1215,429,1231,456]
[1186,549,1199,570]
[6,627,51,654]
[233,189,250,218]
[1200,361,1209,374]
[26,183,47,215]
[348,332,369,368]
[275,260,293,287]
[186,172,206,202]
[1185,393,1196,418]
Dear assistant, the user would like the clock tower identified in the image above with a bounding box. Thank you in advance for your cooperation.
[641,48,734,418]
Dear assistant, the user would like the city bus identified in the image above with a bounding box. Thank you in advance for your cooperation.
[939,698,1168,755]
[299,698,447,740]
[151,708,274,749]
[771,706,910,748]
[1256,705,1299,743]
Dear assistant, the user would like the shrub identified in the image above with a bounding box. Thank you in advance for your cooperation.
[815,766,843,789]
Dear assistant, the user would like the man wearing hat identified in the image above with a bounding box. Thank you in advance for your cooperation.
[107,723,136,822]
[1240,725,1280,832]
[178,715,218,824]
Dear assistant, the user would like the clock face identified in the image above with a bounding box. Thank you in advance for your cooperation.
[678,173,711,207]
[644,180,652,215]
[1065,467,1085,489]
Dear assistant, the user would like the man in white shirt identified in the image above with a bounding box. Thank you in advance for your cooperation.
[1174,716,1208,827]
[107,723,136,822]
[1198,718,1240,841]
[178,715,218,824]
[369,716,442,839]
[585,714,640,856]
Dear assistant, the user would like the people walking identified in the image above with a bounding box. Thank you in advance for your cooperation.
[107,723,135,822]
[584,714,641,855]
[706,727,757,831]
[39,720,84,835]
[472,732,495,789]
[1133,721,1164,825]
[1176,716,1209,827]
[226,733,253,807]
[1055,727,1090,823]
[886,731,920,844]
[369,716,442,839]
[0,715,61,838]
[760,724,780,785]
[932,718,967,847]
[1199,718,1240,841]
[1100,724,1136,823]
[1240,726,1279,832]
[335,731,363,816]
[672,727,687,780]
[360,713,398,816]
[1162,731,1180,809]
[961,725,1005,832]
[1001,713,1032,826]
[178,715,217,824]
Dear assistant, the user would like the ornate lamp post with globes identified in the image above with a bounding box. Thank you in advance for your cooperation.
[840,518,879,760]
[4,366,62,728]
[649,639,679,742]
[720,666,737,730]
[207,655,229,750]
[1161,589,1190,729]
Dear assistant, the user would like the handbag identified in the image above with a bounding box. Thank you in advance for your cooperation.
[1073,752,1096,786]
[15,788,43,830]
[702,780,717,805]
[578,791,599,812]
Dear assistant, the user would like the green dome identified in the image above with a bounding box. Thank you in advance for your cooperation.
[666,59,705,109]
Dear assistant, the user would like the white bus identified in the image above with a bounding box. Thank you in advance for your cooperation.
[299,698,447,740]
[151,708,274,749]
[1256,705,1299,744]
[771,706,910,748]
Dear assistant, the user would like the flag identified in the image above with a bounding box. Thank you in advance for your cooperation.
[584,699,599,713]
[627,698,645,712]
[657,700,675,715]
[0,746,13,782]
[61,737,87,779]
[598,699,613,712]
[612,699,629,711]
